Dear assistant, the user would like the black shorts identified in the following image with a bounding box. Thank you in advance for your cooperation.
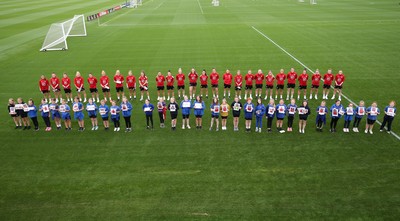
[102,88,110,92]
[41,90,49,94]
[299,115,308,121]
[245,117,252,120]
[224,84,231,88]
[266,85,273,89]
[102,117,109,121]
[116,87,124,92]
[335,85,342,89]
[323,84,331,89]
[233,113,240,117]
[167,85,174,90]
[178,85,185,90]
[201,84,208,88]
[64,88,71,93]
[10,114,17,118]
[221,116,228,119]
[190,83,197,87]
[89,115,97,119]
[367,119,376,125]
[299,85,307,90]
[76,88,85,92]
[128,87,136,90]
[195,115,203,118]
[90,88,98,93]
[212,84,218,88]
[182,114,189,119]
[287,83,295,88]
[255,84,263,89]
[277,117,284,121]
[157,86,165,91]
[311,85,319,89]
[245,85,253,90]
[211,115,219,119]
[52,88,61,92]
[140,87,148,91]
[235,86,242,91]
[20,112,28,118]
[276,85,284,90]
[170,113,178,119]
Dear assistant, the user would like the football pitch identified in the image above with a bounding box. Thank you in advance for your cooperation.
[1,0,400,220]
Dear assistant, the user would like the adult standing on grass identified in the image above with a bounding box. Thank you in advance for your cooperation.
[114,70,124,102]
[188,68,198,99]
[100,70,111,102]
[209,97,220,131]
[156,71,166,100]
[352,100,365,133]
[110,100,121,132]
[193,96,205,129]
[199,69,208,98]
[59,99,72,131]
[243,97,254,132]
[310,69,321,100]
[298,100,310,134]
[264,70,275,101]
[365,102,380,134]
[87,73,100,103]
[50,72,61,103]
[322,69,334,100]
[329,100,344,133]
[39,98,51,131]
[380,101,396,133]
[74,71,87,103]
[73,96,85,131]
[28,99,39,131]
[297,69,308,100]
[331,70,345,101]
[254,98,265,133]
[266,99,276,133]
[231,96,242,131]
[98,99,110,130]
[126,70,136,100]
[254,69,264,99]
[157,98,167,128]
[275,99,286,133]
[143,99,154,130]
[121,96,133,132]
[86,98,98,131]
[220,98,230,130]
[139,71,150,101]
[210,68,220,99]
[39,75,50,103]
[316,100,328,132]
[223,69,233,98]
[180,95,192,129]
[286,68,297,101]
[166,70,175,100]
[275,69,286,100]
[244,70,254,100]
[62,73,73,103]
[176,68,185,99]
[167,97,179,131]
[234,70,243,99]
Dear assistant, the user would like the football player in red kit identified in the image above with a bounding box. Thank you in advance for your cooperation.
[188,68,198,99]
[223,69,233,98]
[114,70,124,101]
[156,71,166,100]
[87,73,100,102]
[176,68,185,99]
[254,69,264,98]
[139,71,150,101]
[234,70,243,99]
[74,71,87,102]
[61,73,73,103]
[210,68,219,99]
[126,70,136,100]
[50,72,61,103]
[39,75,50,103]
[100,70,111,102]
[199,69,208,98]
[322,69,334,99]
[297,69,308,100]
[165,70,174,100]
[275,69,286,100]
[310,69,321,100]
[264,70,274,101]
[286,68,297,100]
[331,70,345,101]
[244,70,253,100]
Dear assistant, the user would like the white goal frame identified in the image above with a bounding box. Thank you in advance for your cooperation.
[40,15,87,52]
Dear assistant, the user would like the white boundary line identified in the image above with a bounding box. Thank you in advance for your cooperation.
[99,0,152,26]
[251,26,400,141]
[197,0,204,15]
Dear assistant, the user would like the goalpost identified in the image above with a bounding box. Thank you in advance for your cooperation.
[298,0,317,4]
[40,15,87,52]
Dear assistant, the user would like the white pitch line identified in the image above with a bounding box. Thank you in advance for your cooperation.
[155,1,164,9]
[251,26,400,141]
[197,0,204,15]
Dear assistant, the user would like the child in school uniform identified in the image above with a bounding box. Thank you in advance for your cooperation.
[193,96,205,129]
[243,98,255,132]
[27,99,39,131]
[352,100,365,133]
[365,102,380,134]
[110,100,121,132]
[59,99,71,131]
[343,103,354,133]
[255,98,265,133]
[210,97,220,131]
[298,100,311,133]
[98,99,110,130]
[316,100,328,132]
[275,99,286,133]
[380,101,396,133]
[286,98,297,132]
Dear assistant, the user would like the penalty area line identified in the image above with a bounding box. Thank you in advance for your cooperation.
[197,0,204,15]
[251,26,400,141]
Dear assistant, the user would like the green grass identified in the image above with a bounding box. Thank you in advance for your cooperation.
[1,0,400,220]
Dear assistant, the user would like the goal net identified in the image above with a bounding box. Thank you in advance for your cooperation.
[40,15,87,52]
